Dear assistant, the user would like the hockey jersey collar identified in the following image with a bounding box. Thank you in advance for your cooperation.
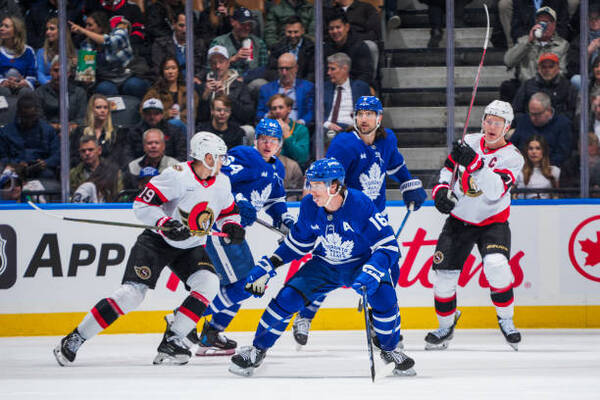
[187,161,216,187]
[479,136,511,155]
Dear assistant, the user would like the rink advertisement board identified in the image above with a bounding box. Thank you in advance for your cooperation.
[0,201,599,336]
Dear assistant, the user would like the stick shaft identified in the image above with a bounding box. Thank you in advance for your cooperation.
[395,209,412,239]
[255,217,286,238]
[361,287,376,382]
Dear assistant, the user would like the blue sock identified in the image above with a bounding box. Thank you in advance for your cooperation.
[253,286,304,350]
[298,293,326,320]
[209,303,241,331]
[369,283,401,351]
[205,280,250,317]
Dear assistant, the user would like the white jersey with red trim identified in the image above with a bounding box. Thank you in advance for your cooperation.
[436,133,524,226]
[133,161,240,249]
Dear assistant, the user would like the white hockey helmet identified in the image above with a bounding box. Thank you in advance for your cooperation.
[482,100,514,134]
[190,131,227,175]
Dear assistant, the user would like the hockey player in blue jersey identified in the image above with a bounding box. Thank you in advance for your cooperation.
[180,118,296,356]
[292,96,427,348]
[228,158,416,377]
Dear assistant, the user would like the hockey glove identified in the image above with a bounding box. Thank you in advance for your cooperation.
[277,212,297,235]
[351,264,385,296]
[245,256,278,297]
[432,184,457,214]
[451,141,483,173]
[236,194,257,227]
[400,178,427,211]
[157,217,191,241]
[222,222,245,245]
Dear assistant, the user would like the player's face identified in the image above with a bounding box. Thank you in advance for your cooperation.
[355,110,380,134]
[256,135,281,160]
[527,140,543,164]
[205,153,226,174]
[307,181,332,206]
[482,115,506,143]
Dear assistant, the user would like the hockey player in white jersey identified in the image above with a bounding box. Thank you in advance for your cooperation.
[426,100,524,351]
[228,158,416,377]
[53,132,246,366]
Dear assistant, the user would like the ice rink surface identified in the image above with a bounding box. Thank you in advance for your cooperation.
[2,329,599,400]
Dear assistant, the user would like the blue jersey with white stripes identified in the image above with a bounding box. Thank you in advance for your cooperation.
[221,146,287,222]
[274,188,399,272]
[326,129,413,212]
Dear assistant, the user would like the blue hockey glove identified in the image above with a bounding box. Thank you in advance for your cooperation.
[245,256,278,297]
[278,212,297,235]
[451,141,483,173]
[351,264,385,296]
[400,178,427,211]
[236,194,257,227]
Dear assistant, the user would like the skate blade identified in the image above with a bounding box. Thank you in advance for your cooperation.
[196,346,235,356]
[53,345,72,367]
[295,342,305,352]
[393,367,417,377]
[373,355,397,380]
[424,341,449,351]
[507,342,519,351]
[228,363,255,377]
[152,352,190,365]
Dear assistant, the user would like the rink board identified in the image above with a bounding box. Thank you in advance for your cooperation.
[0,200,599,335]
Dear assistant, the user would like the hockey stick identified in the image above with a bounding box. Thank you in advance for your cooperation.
[255,217,286,238]
[28,201,228,237]
[395,203,414,239]
[361,286,376,382]
[448,3,490,191]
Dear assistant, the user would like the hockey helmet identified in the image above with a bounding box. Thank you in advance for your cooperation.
[482,100,514,133]
[305,158,345,186]
[354,96,383,114]
[255,118,283,141]
[190,131,227,174]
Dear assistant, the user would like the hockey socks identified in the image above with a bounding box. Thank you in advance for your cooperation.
[253,287,304,350]
[490,285,515,320]
[432,270,460,328]
[205,280,251,318]
[172,291,210,338]
[368,283,402,351]
[298,294,325,320]
[78,298,124,340]
[209,304,241,331]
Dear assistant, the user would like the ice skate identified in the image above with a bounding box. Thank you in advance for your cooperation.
[153,326,191,365]
[498,316,521,351]
[229,345,267,377]
[424,310,462,350]
[292,315,311,350]
[164,313,199,347]
[196,320,237,356]
[53,328,85,366]
[380,348,416,377]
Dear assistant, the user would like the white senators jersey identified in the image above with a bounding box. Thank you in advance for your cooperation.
[436,133,524,226]
[133,161,240,249]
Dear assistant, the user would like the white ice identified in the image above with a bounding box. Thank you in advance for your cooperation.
[2,329,600,400]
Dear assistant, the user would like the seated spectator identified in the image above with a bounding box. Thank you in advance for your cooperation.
[197,94,245,150]
[560,132,600,193]
[592,90,600,142]
[267,93,309,166]
[197,46,254,126]
[143,56,199,132]
[70,12,150,98]
[515,134,560,199]
[35,57,87,133]
[512,52,577,121]
[25,0,81,50]
[69,135,103,192]
[509,92,571,167]
[323,12,373,87]
[325,0,381,42]
[265,16,315,82]
[417,0,474,48]
[71,160,121,203]
[0,16,36,96]
[568,4,600,90]
[209,7,268,84]
[323,52,370,136]
[126,97,187,161]
[145,0,184,42]
[590,57,600,95]
[0,168,25,203]
[257,53,314,126]
[69,94,129,168]
[510,0,570,44]
[122,128,178,191]
[264,0,314,49]
[0,94,59,189]
[151,11,206,83]
[197,0,234,44]
[36,17,76,86]
[503,7,569,102]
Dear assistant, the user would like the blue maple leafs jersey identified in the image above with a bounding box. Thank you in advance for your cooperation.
[274,188,399,273]
[221,146,288,224]
[326,129,413,212]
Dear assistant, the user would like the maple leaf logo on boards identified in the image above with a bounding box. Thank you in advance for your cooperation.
[579,232,600,267]
[359,163,384,200]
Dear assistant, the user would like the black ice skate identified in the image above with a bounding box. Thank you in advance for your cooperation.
[164,313,199,347]
[498,316,521,351]
[380,348,416,377]
[153,326,192,365]
[196,320,237,356]
[424,310,462,350]
[292,315,311,350]
[228,345,267,377]
[53,328,85,366]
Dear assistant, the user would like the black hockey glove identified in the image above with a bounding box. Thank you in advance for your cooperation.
[433,184,457,214]
[158,218,191,241]
[222,222,245,245]
[451,141,483,173]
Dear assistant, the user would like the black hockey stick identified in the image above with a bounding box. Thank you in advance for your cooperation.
[28,201,228,237]
[255,217,286,238]
[361,286,376,382]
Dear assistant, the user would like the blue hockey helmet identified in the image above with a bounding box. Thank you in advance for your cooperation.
[255,118,283,140]
[354,96,383,114]
[305,158,345,185]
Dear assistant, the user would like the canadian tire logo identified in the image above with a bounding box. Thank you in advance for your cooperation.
[568,216,600,283]
[0,225,17,289]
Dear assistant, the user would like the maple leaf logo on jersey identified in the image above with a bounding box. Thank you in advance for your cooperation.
[323,232,354,261]
[250,184,272,210]
[579,232,600,267]
[359,163,385,200]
